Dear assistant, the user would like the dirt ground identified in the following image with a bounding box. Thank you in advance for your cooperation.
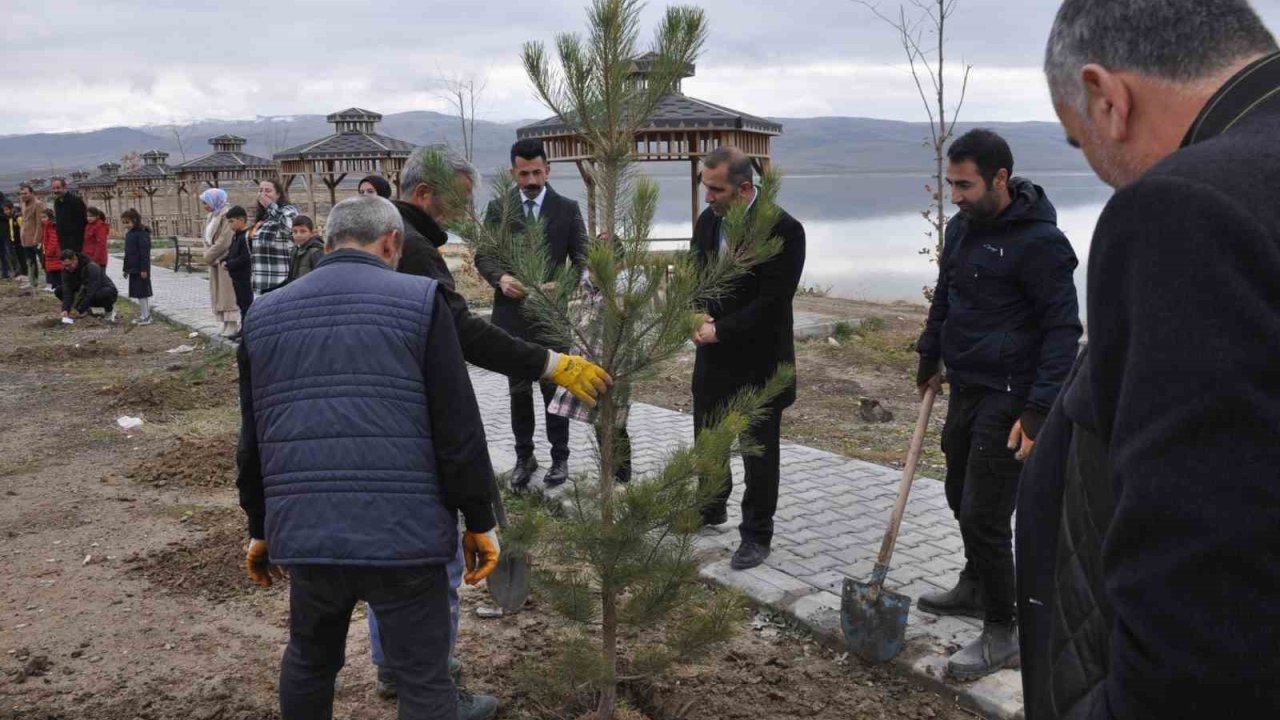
[0,282,971,719]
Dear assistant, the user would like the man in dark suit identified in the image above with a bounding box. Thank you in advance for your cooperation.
[1018,2,1280,717]
[477,139,588,489]
[691,146,806,571]
[51,178,86,254]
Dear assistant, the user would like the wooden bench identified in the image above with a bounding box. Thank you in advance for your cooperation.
[169,236,204,273]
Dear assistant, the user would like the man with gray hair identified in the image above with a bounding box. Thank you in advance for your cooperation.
[1019,2,1279,717]
[236,195,500,720]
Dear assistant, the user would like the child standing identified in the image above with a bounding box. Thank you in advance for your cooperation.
[121,209,152,325]
[286,215,324,284]
[220,206,253,341]
[42,209,62,293]
[83,207,109,268]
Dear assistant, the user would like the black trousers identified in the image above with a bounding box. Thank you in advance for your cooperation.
[21,247,39,281]
[55,286,116,313]
[9,241,26,276]
[941,386,1025,625]
[695,397,785,545]
[509,377,569,464]
[280,564,454,720]
[232,279,253,325]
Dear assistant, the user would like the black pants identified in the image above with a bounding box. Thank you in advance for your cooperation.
[10,241,26,276]
[941,386,1025,625]
[695,397,785,545]
[55,286,117,314]
[510,377,569,464]
[47,270,61,293]
[280,564,454,720]
[232,279,253,326]
[21,247,39,282]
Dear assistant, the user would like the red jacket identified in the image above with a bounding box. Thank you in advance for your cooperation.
[42,219,62,272]
[83,220,109,267]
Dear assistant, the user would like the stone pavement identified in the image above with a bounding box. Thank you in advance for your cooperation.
[125,256,1024,719]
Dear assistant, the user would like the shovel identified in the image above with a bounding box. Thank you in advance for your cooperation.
[484,475,531,614]
[841,386,938,663]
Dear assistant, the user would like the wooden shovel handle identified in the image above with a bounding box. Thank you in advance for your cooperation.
[870,387,937,586]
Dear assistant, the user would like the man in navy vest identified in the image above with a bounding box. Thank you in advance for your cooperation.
[235,195,499,720]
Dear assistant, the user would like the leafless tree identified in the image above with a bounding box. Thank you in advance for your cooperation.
[169,120,197,162]
[856,0,971,292]
[437,71,488,163]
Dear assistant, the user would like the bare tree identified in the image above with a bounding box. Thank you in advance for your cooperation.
[856,0,971,293]
[169,120,197,162]
[119,151,144,172]
[437,71,488,163]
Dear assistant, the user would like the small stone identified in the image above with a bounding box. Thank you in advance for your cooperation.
[858,397,894,423]
[70,650,83,659]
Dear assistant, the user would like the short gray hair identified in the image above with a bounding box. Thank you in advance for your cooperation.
[399,145,479,197]
[703,146,753,188]
[1046,0,1277,112]
[324,195,404,250]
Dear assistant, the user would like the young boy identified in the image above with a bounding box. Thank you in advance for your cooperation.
[221,206,253,341]
[286,215,324,284]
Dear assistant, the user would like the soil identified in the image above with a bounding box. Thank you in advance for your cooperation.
[0,281,970,719]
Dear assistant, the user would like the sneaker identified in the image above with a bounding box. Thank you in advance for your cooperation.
[132,317,153,326]
[917,575,984,620]
[105,310,118,323]
[946,621,1020,681]
[44,286,55,293]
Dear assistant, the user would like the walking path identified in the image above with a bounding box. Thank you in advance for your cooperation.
[128,257,1024,719]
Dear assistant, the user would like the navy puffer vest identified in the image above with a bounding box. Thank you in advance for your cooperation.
[244,249,456,566]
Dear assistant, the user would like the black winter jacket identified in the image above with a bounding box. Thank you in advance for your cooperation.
[224,230,252,284]
[918,178,1081,415]
[54,192,87,253]
[123,228,151,276]
[62,253,117,314]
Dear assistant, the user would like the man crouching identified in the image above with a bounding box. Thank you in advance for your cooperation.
[235,195,500,720]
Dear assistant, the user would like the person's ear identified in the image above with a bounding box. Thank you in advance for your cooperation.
[1081,63,1132,143]
[995,168,1009,189]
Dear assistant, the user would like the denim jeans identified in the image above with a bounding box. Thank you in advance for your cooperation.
[280,564,454,720]
[369,540,464,666]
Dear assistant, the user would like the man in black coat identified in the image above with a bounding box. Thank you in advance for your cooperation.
[476,139,588,489]
[691,146,806,571]
[58,250,118,321]
[51,178,86,254]
[1020,2,1280,717]
[915,129,1081,681]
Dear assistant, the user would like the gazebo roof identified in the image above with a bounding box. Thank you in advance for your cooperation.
[118,150,172,185]
[176,135,276,174]
[78,162,122,190]
[519,92,782,139]
[274,107,415,163]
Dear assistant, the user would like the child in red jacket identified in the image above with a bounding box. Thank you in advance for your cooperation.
[83,207,109,268]
[41,209,62,293]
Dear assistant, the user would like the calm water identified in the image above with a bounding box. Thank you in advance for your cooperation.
[479,170,1113,306]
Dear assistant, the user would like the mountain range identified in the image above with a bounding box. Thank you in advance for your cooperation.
[0,110,1090,188]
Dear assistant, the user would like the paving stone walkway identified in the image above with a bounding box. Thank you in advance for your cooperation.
[127,255,1024,719]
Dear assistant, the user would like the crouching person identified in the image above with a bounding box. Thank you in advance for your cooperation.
[234,195,501,720]
[58,249,118,322]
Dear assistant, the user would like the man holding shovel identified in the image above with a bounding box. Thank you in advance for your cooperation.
[916,129,1082,680]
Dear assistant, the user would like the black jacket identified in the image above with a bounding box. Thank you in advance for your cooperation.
[123,228,151,276]
[691,201,806,409]
[918,178,1081,418]
[1017,52,1280,719]
[224,229,251,283]
[476,184,587,344]
[394,200,547,380]
[287,237,324,283]
[54,192,87,253]
[62,253,117,314]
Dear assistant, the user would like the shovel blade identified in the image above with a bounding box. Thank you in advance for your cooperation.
[841,578,912,664]
[487,553,531,614]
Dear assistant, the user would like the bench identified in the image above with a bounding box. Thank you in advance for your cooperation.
[170,236,204,273]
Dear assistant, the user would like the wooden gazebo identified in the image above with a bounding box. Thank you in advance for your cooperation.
[69,171,91,190]
[117,150,174,233]
[78,162,122,217]
[517,54,782,236]
[273,108,416,217]
[175,135,278,235]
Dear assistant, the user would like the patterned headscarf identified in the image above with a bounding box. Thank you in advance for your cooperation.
[200,188,229,214]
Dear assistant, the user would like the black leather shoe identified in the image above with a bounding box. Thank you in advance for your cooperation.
[544,460,569,488]
[700,506,728,528]
[511,457,538,489]
[917,575,984,620]
[730,539,771,570]
[614,464,631,484]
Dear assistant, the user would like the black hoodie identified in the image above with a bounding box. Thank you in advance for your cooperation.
[918,178,1082,417]
[62,253,117,314]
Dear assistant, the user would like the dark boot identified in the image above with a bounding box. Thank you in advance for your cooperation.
[917,574,984,619]
[543,459,569,488]
[511,456,538,489]
[457,689,499,720]
[946,621,1020,681]
[730,538,771,570]
[700,505,728,528]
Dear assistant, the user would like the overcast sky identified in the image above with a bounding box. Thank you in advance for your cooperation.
[2,0,1277,135]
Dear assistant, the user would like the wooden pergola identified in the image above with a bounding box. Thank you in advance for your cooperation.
[116,151,174,233]
[273,108,416,218]
[78,163,122,235]
[517,54,782,237]
[175,135,278,235]
[69,170,91,190]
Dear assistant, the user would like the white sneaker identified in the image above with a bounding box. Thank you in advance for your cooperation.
[106,310,118,323]
[132,317,152,326]
[43,286,54,293]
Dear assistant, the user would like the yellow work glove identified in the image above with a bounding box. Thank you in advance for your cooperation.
[462,529,501,586]
[547,354,612,407]
[245,538,286,587]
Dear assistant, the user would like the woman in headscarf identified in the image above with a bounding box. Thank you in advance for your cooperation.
[199,188,241,336]
[357,174,392,199]
[249,179,298,294]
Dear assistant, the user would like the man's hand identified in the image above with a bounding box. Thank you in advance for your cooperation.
[141,272,148,279]
[548,354,612,407]
[918,372,943,398]
[1007,420,1034,462]
[463,529,501,585]
[499,274,526,300]
[693,320,718,346]
[245,538,286,587]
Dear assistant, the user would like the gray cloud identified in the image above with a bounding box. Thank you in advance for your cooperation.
[2,0,1276,133]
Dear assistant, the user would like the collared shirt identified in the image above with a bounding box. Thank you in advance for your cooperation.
[522,185,548,221]
[1182,51,1280,147]
[717,187,759,255]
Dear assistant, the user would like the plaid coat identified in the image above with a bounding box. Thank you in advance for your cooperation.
[250,202,298,294]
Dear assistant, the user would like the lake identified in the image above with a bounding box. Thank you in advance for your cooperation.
[481,170,1113,306]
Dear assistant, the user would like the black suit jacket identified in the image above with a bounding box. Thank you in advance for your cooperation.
[477,184,587,347]
[54,192,87,253]
[691,202,806,410]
